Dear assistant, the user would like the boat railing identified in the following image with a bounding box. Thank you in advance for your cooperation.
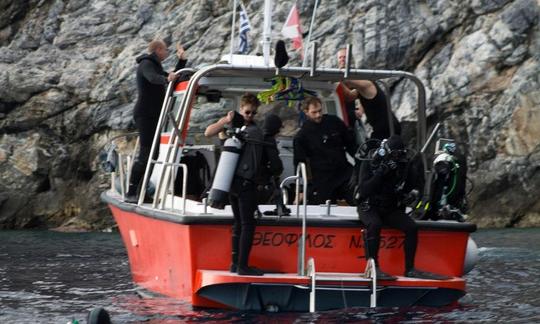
[150,161,188,213]
[279,162,309,275]
[105,132,139,200]
[307,256,378,312]
[129,68,195,207]
[110,149,188,213]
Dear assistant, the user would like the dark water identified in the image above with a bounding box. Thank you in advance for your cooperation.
[1,228,539,323]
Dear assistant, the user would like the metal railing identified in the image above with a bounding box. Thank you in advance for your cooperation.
[279,162,308,275]
[307,256,378,312]
[135,68,195,207]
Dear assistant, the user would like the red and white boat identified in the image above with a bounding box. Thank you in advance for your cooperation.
[101,59,478,311]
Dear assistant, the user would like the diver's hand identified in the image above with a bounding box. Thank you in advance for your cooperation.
[167,72,178,82]
[386,159,398,171]
[223,111,234,125]
[176,43,186,60]
[374,163,389,176]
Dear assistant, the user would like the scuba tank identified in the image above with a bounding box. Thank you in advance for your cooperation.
[429,142,468,221]
[207,136,243,209]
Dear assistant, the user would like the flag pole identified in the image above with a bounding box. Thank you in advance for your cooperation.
[302,0,319,67]
[229,0,238,62]
[262,0,273,66]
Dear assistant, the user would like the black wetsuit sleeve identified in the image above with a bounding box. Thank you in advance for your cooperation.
[293,132,308,169]
[140,60,168,85]
[359,162,385,197]
[360,82,402,140]
[174,59,188,72]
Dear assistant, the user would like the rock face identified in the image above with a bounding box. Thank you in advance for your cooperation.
[0,0,538,229]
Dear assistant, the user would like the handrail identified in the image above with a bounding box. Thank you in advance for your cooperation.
[365,258,377,307]
[307,257,316,312]
[164,162,187,213]
[143,160,188,212]
[179,65,428,152]
[421,122,442,154]
[138,80,176,206]
[117,153,126,198]
[279,163,308,275]
[152,68,197,209]
[294,162,308,276]
[174,64,427,151]
[180,163,187,213]
[137,67,195,207]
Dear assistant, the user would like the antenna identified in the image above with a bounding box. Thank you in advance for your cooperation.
[310,42,318,77]
[344,44,352,78]
[302,0,320,67]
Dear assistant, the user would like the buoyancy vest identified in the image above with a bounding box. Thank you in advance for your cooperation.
[235,125,265,180]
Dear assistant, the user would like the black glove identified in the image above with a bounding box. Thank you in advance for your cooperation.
[387,159,398,171]
[374,162,389,176]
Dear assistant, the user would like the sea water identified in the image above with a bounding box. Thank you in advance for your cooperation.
[0,228,538,323]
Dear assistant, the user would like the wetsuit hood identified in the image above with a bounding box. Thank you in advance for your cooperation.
[136,53,161,65]
[387,135,405,151]
[263,114,283,136]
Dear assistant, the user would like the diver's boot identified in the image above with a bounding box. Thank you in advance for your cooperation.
[124,180,139,203]
[125,164,144,203]
[237,265,264,276]
[375,266,397,281]
[230,233,239,273]
[405,268,451,280]
[236,226,264,276]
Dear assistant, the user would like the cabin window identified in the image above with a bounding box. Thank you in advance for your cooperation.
[325,100,337,116]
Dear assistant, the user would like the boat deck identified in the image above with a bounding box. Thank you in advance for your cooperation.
[196,269,466,289]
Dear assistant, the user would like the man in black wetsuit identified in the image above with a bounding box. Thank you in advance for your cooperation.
[358,135,449,280]
[125,40,188,203]
[293,96,356,205]
[205,94,282,276]
[336,48,401,141]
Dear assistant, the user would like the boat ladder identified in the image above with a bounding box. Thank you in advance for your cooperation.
[306,257,378,312]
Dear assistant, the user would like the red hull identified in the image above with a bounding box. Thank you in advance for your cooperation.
[109,202,472,309]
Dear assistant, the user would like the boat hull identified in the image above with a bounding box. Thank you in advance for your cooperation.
[104,193,475,310]
[196,271,466,311]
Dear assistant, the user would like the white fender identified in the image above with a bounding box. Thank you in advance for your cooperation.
[463,237,479,274]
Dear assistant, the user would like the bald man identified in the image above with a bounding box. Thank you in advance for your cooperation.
[126,40,187,203]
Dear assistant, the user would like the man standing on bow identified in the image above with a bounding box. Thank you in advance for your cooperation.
[126,40,187,203]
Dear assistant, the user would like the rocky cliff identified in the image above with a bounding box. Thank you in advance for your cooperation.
[0,0,538,230]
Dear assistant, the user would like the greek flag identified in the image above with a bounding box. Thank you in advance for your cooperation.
[238,3,251,54]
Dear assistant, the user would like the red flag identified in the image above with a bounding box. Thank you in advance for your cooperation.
[281,4,303,55]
